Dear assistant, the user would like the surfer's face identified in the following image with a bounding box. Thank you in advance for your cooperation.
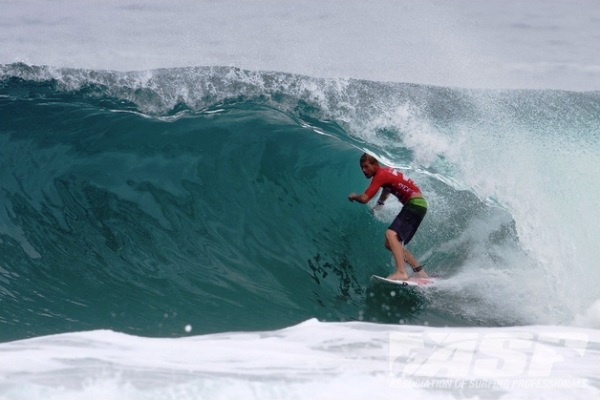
[360,161,377,178]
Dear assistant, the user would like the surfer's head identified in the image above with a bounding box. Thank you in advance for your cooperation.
[359,153,379,178]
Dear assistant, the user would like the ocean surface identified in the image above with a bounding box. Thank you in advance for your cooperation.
[1,1,600,399]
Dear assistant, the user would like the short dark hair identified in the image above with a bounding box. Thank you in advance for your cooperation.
[360,153,379,165]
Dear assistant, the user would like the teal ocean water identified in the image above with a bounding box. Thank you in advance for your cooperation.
[2,64,599,344]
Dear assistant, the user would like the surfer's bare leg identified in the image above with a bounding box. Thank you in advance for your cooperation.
[402,248,419,269]
[385,236,429,279]
[403,248,429,278]
[384,229,409,280]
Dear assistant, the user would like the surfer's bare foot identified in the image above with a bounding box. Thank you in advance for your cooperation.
[387,272,409,281]
[413,270,429,279]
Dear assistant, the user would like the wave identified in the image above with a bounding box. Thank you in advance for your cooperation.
[1,63,599,341]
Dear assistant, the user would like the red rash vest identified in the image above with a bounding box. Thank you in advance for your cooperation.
[364,167,421,204]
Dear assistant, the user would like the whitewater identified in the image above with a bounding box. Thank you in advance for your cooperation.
[1,1,600,399]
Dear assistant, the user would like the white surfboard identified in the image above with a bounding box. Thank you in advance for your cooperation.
[370,274,432,287]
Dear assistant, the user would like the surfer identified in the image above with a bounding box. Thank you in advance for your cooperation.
[348,153,428,281]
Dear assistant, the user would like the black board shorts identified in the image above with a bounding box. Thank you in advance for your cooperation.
[388,198,427,245]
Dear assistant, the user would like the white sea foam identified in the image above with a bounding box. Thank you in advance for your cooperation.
[0,319,598,399]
